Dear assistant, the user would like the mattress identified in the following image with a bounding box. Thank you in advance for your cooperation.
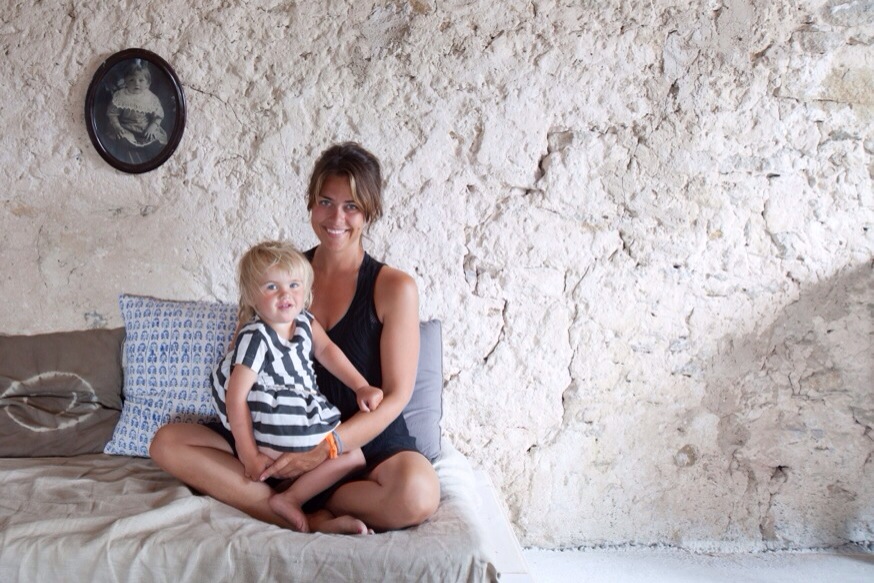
[0,438,497,582]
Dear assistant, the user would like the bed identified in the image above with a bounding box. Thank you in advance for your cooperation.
[0,294,525,582]
[0,440,497,581]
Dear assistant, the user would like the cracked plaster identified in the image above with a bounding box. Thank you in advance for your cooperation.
[0,0,872,550]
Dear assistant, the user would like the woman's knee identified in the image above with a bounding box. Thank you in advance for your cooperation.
[149,423,192,462]
[148,424,173,461]
[386,462,440,526]
[404,473,440,522]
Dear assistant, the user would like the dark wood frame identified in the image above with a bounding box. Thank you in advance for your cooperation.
[85,48,186,174]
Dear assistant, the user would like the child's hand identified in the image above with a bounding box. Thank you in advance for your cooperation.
[355,385,383,412]
[240,451,273,481]
[115,128,135,141]
[144,123,160,140]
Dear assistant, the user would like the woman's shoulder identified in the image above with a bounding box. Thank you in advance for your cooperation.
[372,261,418,319]
[374,262,415,287]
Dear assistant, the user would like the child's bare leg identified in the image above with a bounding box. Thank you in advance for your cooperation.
[269,448,366,533]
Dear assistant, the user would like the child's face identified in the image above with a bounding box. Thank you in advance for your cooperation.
[125,72,150,93]
[251,265,308,330]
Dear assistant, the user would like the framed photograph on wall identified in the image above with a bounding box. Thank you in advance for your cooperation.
[85,48,186,174]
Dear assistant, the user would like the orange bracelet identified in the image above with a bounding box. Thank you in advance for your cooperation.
[325,432,339,459]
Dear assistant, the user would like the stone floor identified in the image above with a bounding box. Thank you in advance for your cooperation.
[522,546,874,582]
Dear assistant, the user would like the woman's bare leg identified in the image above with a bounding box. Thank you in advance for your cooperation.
[149,423,294,529]
[268,448,367,533]
[321,451,440,532]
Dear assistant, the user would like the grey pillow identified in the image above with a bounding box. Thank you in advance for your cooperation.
[402,320,443,461]
[0,327,125,457]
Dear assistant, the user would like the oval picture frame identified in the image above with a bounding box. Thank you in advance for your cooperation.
[85,48,186,174]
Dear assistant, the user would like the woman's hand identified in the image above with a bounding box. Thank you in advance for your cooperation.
[259,442,328,482]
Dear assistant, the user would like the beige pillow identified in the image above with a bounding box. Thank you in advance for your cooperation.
[0,327,125,457]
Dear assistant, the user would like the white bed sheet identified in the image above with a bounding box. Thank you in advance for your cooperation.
[0,438,497,582]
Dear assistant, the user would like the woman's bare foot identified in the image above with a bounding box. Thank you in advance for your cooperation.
[315,515,372,535]
[268,493,309,533]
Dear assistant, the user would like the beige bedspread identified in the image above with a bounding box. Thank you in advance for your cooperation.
[0,438,496,582]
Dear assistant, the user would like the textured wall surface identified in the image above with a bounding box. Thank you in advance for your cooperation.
[1,1,872,550]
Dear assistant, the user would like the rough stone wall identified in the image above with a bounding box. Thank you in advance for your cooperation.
[1,0,871,550]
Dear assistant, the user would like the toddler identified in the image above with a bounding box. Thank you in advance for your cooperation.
[211,240,382,532]
[107,60,168,154]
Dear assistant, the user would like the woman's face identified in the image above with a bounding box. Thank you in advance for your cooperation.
[310,174,366,251]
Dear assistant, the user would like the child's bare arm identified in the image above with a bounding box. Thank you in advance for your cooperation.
[226,364,272,478]
[353,385,383,412]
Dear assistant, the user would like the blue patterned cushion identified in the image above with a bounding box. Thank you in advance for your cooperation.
[104,294,238,457]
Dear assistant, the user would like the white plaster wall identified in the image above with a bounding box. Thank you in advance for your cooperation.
[1,0,872,550]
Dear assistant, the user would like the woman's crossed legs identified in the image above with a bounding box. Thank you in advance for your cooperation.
[150,423,440,533]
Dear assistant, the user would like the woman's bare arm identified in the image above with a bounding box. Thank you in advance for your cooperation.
[331,266,419,446]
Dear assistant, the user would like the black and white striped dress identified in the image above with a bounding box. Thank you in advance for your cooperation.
[211,312,341,452]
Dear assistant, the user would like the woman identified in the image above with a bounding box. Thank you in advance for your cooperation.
[150,142,440,533]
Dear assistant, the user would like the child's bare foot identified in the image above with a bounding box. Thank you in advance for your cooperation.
[315,515,372,535]
[269,493,309,533]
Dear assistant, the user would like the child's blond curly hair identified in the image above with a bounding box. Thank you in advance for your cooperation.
[237,240,313,324]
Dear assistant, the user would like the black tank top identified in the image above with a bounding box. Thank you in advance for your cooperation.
[305,249,384,419]
[305,248,417,462]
